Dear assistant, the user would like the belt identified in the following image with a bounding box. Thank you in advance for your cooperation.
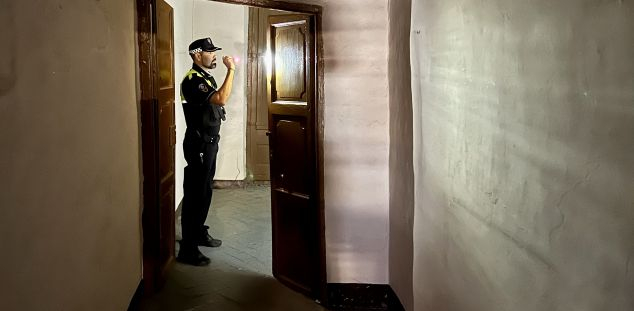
[186,129,220,144]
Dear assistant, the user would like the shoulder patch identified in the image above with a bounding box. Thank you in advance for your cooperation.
[199,83,209,92]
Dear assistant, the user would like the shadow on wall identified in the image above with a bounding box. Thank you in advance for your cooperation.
[0,1,17,98]
[325,190,389,283]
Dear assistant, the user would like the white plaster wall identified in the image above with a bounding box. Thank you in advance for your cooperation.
[193,0,248,181]
[0,0,142,309]
[164,0,192,210]
[411,0,634,310]
[166,0,248,209]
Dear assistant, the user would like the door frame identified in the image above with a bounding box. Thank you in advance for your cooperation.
[136,0,177,295]
[137,0,162,295]
[136,0,326,302]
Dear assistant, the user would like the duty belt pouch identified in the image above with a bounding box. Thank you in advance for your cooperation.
[195,130,217,144]
[211,104,226,122]
[202,133,216,144]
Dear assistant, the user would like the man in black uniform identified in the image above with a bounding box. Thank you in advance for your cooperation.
[178,37,235,266]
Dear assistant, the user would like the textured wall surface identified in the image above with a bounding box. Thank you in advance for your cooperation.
[411,0,634,310]
[388,0,414,309]
[0,0,142,310]
[192,1,248,182]
[317,0,390,283]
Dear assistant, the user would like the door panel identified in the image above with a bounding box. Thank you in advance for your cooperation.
[156,0,175,274]
[272,118,308,194]
[273,193,314,292]
[272,23,306,101]
[268,13,319,298]
[139,0,175,293]
[271,19,308,104]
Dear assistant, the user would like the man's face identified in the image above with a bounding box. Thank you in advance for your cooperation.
[201,51,217,69]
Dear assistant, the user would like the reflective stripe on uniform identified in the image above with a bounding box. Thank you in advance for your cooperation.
[186,68,201,80]
[181,68,216,104]
[184,68,213,87]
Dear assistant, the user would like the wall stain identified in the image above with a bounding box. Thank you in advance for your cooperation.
[0,62,17,98]
[484,191,500,224]
[0,1,17,99]
[450,198,555,271]
[548,161,601,245]
[94,1,111,52]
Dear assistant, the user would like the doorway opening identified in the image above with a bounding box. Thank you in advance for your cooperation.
[136,0,326,305]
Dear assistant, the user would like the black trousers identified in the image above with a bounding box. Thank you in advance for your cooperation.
[181,135,219,250]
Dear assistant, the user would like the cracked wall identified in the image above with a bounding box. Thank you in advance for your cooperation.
[411,0,634,310]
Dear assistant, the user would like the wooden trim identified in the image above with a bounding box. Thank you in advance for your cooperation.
[138,0,177,295]
[210,0,321,13]
[314,12,327,305]
[245,7,257,181]
[137,0,161,295]
[327,284,406,311]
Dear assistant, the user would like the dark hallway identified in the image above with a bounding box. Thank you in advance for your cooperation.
[2,0,633,310]
[139,185,326,311]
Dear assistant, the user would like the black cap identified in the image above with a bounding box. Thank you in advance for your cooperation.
[188,37,221,54]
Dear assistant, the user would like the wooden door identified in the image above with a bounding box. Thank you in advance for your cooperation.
[268,14,320,298]
[140,0,175,294]
[156,0,176,283]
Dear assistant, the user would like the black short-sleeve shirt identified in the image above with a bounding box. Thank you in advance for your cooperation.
[181,65,218,104]
[180,64,225,136]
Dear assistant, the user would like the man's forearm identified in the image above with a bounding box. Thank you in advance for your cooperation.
[210,68,235,106]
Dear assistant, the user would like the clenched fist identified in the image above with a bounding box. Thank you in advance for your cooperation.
[223,56,235,70]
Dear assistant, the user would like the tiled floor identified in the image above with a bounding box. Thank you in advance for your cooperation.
[139,184,327,311]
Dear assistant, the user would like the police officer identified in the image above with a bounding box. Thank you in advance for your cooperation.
[178,37,235,266]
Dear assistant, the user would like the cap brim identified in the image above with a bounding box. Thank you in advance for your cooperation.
[204,47,222,52]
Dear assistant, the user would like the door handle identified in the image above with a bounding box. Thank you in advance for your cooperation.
[265,131,271,136]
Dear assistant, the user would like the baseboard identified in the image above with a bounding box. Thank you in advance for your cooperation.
[327,283,405,311]
[212,180,245,189]
[127,280,144,311]
[212,179,270,189]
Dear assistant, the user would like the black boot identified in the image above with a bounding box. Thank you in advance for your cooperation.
[198,225,222,247]
[177,241,211,266]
